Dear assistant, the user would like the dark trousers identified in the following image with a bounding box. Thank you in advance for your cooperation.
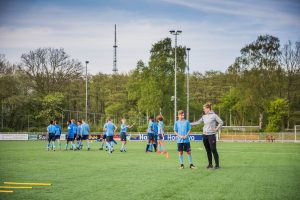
[203,134,219,166]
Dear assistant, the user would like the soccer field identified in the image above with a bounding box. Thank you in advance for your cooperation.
[0,141,299,200]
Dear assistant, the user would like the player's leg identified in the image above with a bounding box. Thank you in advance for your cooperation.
[178,143,184,169]
[153,135,157,152]
[87,137,91,151]
[52,135,56,151]
[120,133,124,152]
[203,135,213,169]
[146,133,151,152]
[77,136,81,150]
[157,140,161,153]
[71,139,76,150]
[47,136,51,150]
[185,143,195,169]
[208,134,219,169]
[65,139,69,150]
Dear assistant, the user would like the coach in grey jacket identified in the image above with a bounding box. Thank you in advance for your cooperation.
[191,103,223,169]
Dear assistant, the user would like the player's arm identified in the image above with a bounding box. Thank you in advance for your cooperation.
[214,114,223,132]
[190,116,203,126]
[182,122,191,139]
[173,122,184,139]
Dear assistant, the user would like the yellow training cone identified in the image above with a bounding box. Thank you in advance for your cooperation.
[0,186,32,189]
[0,190,13,193]
[4,182,51,186]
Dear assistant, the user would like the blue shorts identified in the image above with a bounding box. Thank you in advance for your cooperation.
[147,133,154,141]
[76,135,82,141]
[120,132,127,141]
[177,143,191,152]
[55,135,61,139]
[102,134,107,140]
[106,136,114,142]
[82,135,89,140]
[67,138,74,142]
[48,134,56,142]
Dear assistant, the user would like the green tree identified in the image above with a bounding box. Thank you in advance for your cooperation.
[38,92,65,122]
[266,98,288,132]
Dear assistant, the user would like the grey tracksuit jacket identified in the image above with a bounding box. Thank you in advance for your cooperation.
[190,111,223,135]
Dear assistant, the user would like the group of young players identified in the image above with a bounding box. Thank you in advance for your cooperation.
[47,102,223,170]
[46,117,133,153]
[46,119,90,151]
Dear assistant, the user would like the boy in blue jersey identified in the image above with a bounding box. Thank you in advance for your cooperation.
[146,117,155,152]
[66,120,77,151]
[71,119,77,150]
[47,120,56,151]
[54,121,62,150]
[76,121,83,150]
[120,118,134,152]
[152,121,158,152]
[174,110,196,169]
[81,119,91,151]
[103,118,117,153]
[156,115,166,154]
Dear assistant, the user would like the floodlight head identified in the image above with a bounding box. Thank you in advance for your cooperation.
[187,48,191,51]
[177,30,182,34]
[170,30,175,34]
[85,61,89,64]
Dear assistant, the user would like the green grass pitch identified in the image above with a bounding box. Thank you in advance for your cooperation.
[0,141,299,200]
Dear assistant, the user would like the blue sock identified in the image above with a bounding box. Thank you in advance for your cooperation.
[188,154,193,164]
[72,144,76,150]
[149,144,153,151]
[78,142,81,149]
[110,142,114,150]
[47,143,50,149]
[179,154,184,164]
[52,141,55,149]
[88,141,90,148]
[106,142,111,150]
[66,143,68,150]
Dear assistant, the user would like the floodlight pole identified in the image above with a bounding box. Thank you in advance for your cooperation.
[186,48,190,121]
[170,30,182,123]
[85,61,89,121]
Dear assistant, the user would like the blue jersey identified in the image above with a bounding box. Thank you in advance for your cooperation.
[174,120,191,143]
[153,122,158,135]
[120,123,127,133]
[104,122,116,136]
[82,122,89,135]
[47,124,56,135]
[71,123,77,135]
[158,121,164,134]
[147,121,154,133]
[77,124,83,136]
[55,124,61,135]
[67,124,75,138]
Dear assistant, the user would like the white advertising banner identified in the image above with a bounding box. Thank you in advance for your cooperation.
[0,134,28,140]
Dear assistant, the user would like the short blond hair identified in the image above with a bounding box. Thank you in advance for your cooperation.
[177,110,184,115]
[203,102,212,110]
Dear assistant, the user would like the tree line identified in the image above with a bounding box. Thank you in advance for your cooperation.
[0,35,299,132]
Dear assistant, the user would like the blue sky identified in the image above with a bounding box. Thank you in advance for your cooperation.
[0,0,300,74]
